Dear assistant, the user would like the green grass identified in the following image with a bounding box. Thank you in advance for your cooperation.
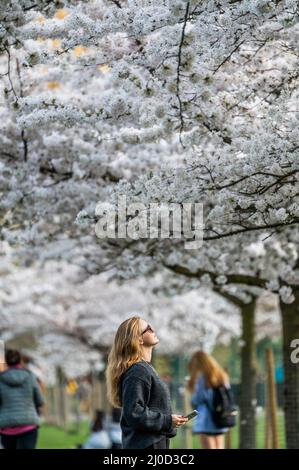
[37,414,285,449]
[37,422,90,449]
[171,413,286,449]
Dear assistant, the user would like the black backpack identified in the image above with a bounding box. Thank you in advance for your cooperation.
[210,385,238,428]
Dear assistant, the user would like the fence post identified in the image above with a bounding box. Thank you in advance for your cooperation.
[99,377,109,412]
[90,368,102,417]
[264,384,272,449]
[43,386,49,421]
[183,387,193,449]
[265,348,279,448]
[56,366,68,430]
[53,382,60,426]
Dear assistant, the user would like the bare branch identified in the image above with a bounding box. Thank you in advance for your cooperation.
[164,263,298,291]
[176,1,190,147]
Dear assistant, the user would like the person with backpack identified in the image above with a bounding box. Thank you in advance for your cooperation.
[187,350,237,449]
[0,349,44,449]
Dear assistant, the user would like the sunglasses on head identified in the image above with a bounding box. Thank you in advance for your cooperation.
[141,324,155,335]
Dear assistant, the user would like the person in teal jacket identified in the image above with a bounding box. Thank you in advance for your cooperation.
[187,350,229,449]
[0,350,44,449]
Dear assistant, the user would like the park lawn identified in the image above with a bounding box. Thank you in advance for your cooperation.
[171,412,286,449]
[37,422,90,449]
[37,414,285,449]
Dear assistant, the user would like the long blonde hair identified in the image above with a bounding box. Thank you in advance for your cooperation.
[106,316,144,407]
[187,350,229,392]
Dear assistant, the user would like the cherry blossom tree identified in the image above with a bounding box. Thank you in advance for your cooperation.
[0,242,245,378]
[1,0,298,448]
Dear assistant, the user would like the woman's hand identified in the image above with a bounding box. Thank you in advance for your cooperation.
[172,414,188,428]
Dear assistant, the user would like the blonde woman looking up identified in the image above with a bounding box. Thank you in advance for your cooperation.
[106,317,187,449]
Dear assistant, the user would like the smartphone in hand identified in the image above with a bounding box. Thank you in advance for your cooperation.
[183,410,198,421]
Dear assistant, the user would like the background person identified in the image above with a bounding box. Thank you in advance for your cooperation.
[187,350,230,449]
[107,408,122,449]
[0,349,44,450]
[82,409,111,449]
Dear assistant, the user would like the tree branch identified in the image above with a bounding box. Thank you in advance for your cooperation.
[203,219,299,241]
[176,1,190,146]
[164,262,298,290]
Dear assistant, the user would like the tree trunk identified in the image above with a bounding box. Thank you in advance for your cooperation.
[280,289,299,449]
[56,366,67,429]
[239,300,257,449]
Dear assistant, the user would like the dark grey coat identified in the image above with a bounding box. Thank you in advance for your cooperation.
[120,360,176,449]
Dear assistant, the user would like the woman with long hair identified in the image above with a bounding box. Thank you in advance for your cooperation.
[187,350,229,449]
[106,316,187,449]
[82,410,111,449]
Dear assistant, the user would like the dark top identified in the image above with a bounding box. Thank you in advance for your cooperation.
[120,360,176,449]
[0,367,44,429]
